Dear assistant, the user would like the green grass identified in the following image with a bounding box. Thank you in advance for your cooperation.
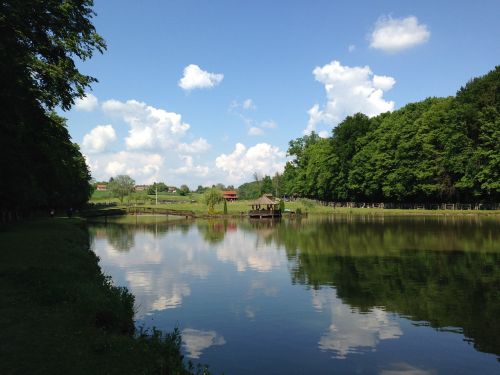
[89,190,500,217]
[103,200,500,217]
[0,219,210,375]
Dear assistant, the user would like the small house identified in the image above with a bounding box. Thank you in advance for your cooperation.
[223,190,238,201]
[96,184,107,191]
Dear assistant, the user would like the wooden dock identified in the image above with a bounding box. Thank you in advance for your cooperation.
[248,209,281,219]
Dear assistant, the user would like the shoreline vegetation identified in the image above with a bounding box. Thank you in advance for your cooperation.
[84,193,500,220]
[0,218,211,375]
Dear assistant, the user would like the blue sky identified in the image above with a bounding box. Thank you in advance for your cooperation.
[65,0,500,188]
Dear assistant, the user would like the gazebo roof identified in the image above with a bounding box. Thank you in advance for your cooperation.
[250,195,277,206]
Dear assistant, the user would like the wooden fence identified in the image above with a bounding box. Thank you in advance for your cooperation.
[315,201,500,210]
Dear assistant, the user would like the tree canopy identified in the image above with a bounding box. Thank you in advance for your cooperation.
[282,67,500,203]
[108,175,136,203]
[0,0,105,219]
[204,188,223,214]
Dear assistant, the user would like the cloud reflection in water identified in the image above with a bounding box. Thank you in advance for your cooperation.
[313,289,402,358]
[182,328,226,359]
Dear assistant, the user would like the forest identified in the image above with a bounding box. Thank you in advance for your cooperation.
[280,67,500,203]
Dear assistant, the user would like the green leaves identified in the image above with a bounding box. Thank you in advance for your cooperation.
[108,175,136,203]
[0,0,106,110]
[282,67,500,203]
[204,188,223,214]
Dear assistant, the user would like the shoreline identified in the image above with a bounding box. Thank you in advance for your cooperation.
[0,218,210,375]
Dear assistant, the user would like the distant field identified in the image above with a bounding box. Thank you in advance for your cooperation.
[88,192,500,216]
[89,190,203,204]
[90,190,115,201]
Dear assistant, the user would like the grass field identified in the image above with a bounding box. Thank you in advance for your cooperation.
[89,191,500,217]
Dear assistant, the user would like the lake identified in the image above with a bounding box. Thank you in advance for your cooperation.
[89,215,500,374]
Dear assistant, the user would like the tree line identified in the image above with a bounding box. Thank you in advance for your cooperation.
[281,67,500,203]
[0,0,105,220]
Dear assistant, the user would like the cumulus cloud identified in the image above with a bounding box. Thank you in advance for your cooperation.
[179,64,224,90]
[82,124,116,153]
[305,60,395,134]
[85,98,217,185]
[84,151,163,183]
[370,16,430,52]
[177,138,211,154]
[74,92,98,111]
[172,155,210,177]
[373,75,396,90]
[102,99,190,151]
[215,143,286,183]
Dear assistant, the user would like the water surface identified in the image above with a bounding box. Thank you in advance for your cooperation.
[89,215,500,374]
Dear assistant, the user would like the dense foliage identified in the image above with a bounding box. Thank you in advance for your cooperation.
[147,182,168,195]
[238,174,284,199]
[283,67,500,203]
[0,0,105,219]
[204,188,223,213]
[108,175,136,203]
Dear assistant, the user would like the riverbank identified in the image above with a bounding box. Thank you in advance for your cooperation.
[85,200,500,219]
[0,218,209,374]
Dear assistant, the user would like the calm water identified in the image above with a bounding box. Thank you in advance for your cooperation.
[89,215,500,375]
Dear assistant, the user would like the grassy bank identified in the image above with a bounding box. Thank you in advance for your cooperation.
[88,194,500,218]
[0,219,209,375]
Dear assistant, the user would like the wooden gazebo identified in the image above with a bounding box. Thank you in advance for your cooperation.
[248,195,281,218]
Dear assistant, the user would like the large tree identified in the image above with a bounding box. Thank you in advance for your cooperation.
[109,176,136,204]
[0,1,106,219]
[0,0,106,110]
[204,188,223,214]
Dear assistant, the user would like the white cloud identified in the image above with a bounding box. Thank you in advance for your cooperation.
[105,160,127,176]
[229,98,256,112]
[248,126,263,136]
[305,60,395,134]
[215,143,286,183]
[178,64,224,90]
[348,44,356,52]
[74,92,98,111]
[243,98,255,109]
[172,155,210,177]
[102,99,190,151]
[373,75,396,91]
[82,124,116,153]
[85,151,164,183]
[177,138,211,154]
[260,120,277,129]
[370,16,430,52]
